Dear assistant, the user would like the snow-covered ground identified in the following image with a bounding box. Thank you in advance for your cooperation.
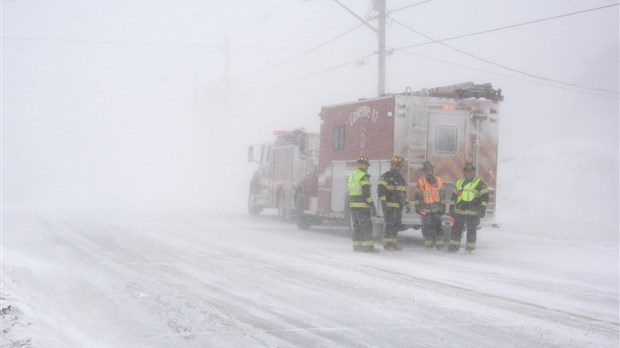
[2,210,618,347]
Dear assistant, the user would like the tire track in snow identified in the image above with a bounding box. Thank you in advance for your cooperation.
[312,253,619,332]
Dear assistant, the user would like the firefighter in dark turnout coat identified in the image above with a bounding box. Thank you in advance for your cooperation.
[378,156,410,251]
[448,162,489,254]
[348,156,380,253]
[413,161,447,250]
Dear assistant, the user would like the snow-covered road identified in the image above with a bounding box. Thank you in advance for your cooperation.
[2,211,618,347]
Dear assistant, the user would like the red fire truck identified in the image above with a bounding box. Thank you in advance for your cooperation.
[249,82,503,232]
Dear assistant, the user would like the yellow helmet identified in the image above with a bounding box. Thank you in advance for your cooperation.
[356,156,370,166]
[390,155,404,167]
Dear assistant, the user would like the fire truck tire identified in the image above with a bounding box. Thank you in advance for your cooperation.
[247,192,262,215]
[295,192,311,230]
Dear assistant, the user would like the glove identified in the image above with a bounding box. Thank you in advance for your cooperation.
[449,205,455,217]
[405,204,412,214]
[478,207,486,218]
[370,204,377,217]
[414,205,420,215]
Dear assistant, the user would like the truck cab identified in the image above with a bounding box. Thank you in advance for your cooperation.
[247,129,320,221]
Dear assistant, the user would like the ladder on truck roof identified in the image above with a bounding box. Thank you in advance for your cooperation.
[431,82,503,102]
[407,82,503,102]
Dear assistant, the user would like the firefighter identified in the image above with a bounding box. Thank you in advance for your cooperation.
[378,155,410,251]
[448,162,489,254]
[348,156,380,253]
[413,161,447,250]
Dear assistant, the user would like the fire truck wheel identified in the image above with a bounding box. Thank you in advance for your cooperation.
[247,192,262,215]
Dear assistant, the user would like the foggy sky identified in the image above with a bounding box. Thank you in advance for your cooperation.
[2,0,618,235]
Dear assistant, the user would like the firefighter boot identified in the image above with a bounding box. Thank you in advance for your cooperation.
[424,241,434,250]
[363,246,381,253]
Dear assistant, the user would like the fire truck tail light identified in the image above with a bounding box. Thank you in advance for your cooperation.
[442,105,457,111]
[273,130,285,135]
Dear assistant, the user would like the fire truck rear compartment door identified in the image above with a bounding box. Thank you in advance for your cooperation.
[428,112,467,164]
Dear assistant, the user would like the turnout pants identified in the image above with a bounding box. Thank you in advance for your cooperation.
[421,213,444,249]
[383,207,402,248]
[351,208,374,251]
[449,214,480,252]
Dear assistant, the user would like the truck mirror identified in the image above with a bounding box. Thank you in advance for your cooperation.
[248,146,254,162]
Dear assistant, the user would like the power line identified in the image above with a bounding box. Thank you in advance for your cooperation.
[251,52,376,93]
[0,35,365,54]
[363,0,433,20]
[246,2,619,94]
[232,22,368,80]
[392,3,619,50]
[387,0,433,16]
[398,50,619,99]
[1,36,225,49]
[389,17,619,94]
[235,0,417,83]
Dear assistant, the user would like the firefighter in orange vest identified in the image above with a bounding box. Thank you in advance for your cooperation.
[448,162,489,254]
[348,156,380,253]
[413,161,447,250]
[378,155,410,251]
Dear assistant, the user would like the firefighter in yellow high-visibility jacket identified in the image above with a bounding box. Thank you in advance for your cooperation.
[448,162,489,254]
[413,161,447,250]
[348,156,380,253]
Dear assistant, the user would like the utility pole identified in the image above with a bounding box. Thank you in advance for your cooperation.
[333,0,386,96]
[377,0,386,96]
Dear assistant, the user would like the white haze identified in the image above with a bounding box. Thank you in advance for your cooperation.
[2,2,618,231]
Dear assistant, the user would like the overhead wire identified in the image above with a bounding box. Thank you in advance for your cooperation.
[251,3,619,94]
[388,15,619,94]
[251,52,376,92]
[0,35,367,53]
[245,0,432,90]
[387,0,433,16]
[231,21,368,80]
[398,50,619,100]
[393,3,620,50]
